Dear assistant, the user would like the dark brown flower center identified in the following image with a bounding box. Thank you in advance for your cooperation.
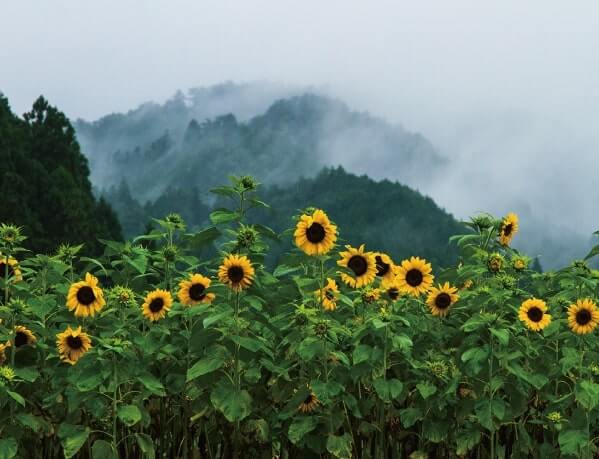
[227,266,245,283]
[76,286,96,306]
[325,290,335,300]
[405,269,423,287]
[306,223,326,243]
[303,394,316,404]
[149,298,164,313]
[15,331,28,347]
[375,256,390,276]
[527,307,543,323]
[0,263,15,278]
[388,288,400,300]
[503,223,513,236]
[66,336,83,350]
[189,283,206,301]
[348,255,368,276]
[576,309,592,326]
[434,292,451,309]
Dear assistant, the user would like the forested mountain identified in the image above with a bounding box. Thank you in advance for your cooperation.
[0,95,122,254]
[76,85,444,202]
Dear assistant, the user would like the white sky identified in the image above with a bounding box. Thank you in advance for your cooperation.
[3,0,599,249]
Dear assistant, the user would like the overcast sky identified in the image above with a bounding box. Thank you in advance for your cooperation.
[3,1,599,254]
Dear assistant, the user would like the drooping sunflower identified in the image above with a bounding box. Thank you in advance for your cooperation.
[142,289,173,322]
[56,326,92,365]
[218,254,255,291]
[567,299,599,335]
[337,244,377,288]
[13,325,36,348]
[519,298,552,331]
[315,278,339,311]
[298,391,320,413]
[178,273,216,306]
[426,282,459,317]
[66,273,106,318]
[294,209,337,256]
[499,213,519,246]
[374,252,395,283]
[0,254,22,282]
[395,257,434,297]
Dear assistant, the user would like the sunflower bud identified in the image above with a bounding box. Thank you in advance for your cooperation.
[571,259,591,274]
[362,287,381,304]
[162,245,179,263]
[0,366,15,381]
[56,243,83,263]
[0,224,25,249]
[236,225,259,249]
[314,320,329,338]
[470,215,494,231]
[165,213,186,230]
[426,360,448,378]
[488,253,504,273]
[409,451,429,459]
[590,363,599,375]
[239,175,258,192]
[461,279,474,290]
[547,411,563,423]
[497,274,516,289]
[512,256,529,271]
[109,286,136,307]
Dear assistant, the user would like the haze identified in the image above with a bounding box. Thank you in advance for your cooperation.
[3,0,599,264]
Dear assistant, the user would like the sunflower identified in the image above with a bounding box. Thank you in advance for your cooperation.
[0,343,7,365]
[56,326,92,365]
[66,273,106,318]
[395,257,434,297]
[383,281,401,302]
[0,253,22,282]
[218,254,255,291]
[298,391,320,413]
[567,299,599,335]
[315,278,339,311]
[519,298,552,331]
[426,283,459,317]
[374,252,395,283]
[337,244,377,288]
[294,209,337,256]
[362,287,381,304]
[178,274,216,306]
[499,213,519,246]
[13,325,36,348]
[142,289,173,322]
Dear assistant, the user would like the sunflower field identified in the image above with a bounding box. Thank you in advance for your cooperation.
[2,176,599,459]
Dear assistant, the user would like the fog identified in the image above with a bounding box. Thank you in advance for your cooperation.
[3,0,599,265]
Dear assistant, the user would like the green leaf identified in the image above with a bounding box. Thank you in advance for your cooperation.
[490,327,510,345]
[123,255,147,275]
[92,440,116,459]
[392,334,413,352]
[230,335,264,353]
[0,438,17,459]
[373,378,403,402]
[210,209,239,225]
[135,433,155,459]
[16,413,44,433]
[475,399,506,430]
[137,373,166,396]
[273,264,301,278]
[187,226,221,248]
[13,367,39,382]
[210,381,252,422]
[456,429,481,455]
[58,424,90,459]
[326,433,353,459]
[187,356,225,381]
[117,405,142,426]
[288,416,319,444]
[6,390,25,407]
[558,429,589,456]
[75,369,104,391]
[399,407,423,428]
[416,382,437,399]
[297,337,325,361]
[575,380,599,410]
[422,418,449,442]
[352,344,372,364]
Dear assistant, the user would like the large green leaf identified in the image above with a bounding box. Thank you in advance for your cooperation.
[117,405,142,426]
[373,379,403,402]
[137,373,166,396]
[288,416,319,444]
[326,433,353,459]
[575,380,599,410]
[58,424,90,459]
[558,429,589,456]
[135,433,155,459]
[0,438,17,459]
[186,356,225,382]
[92,440,116,459]
[210,381,252,422]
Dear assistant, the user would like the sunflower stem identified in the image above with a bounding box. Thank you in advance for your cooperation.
[112,354,119,453]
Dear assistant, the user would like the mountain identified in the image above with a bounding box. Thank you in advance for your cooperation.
[75,84,445,203]
[0,94,122,254]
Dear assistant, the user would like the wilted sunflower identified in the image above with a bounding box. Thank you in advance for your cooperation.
[0,254,22,282]
[56,326,92,365]
[337,244,377,288]
[178,273,216,306]
[567,299,599,335]
[426,283,459,317]
[218,254,255,291]
[13,325,36,348]
[396,257,434,296]
[298,391,320,413]
[499,213,519,246]
[294,209,337,256]
[142,289,173,322]
[519,298,552,331]
[66,273,106,317]
[374,252,395,283]
[315,278,339,311]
